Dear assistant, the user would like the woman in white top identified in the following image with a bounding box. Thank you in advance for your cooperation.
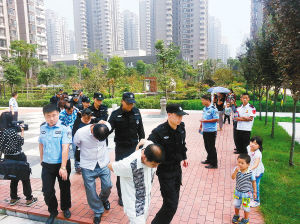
[9,92,18,121]
[247,136,264,207]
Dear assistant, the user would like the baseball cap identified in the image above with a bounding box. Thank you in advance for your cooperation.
[166,104,189,115]
[122,92,136,104]
[93,92,104,100]
[82,96,90,103]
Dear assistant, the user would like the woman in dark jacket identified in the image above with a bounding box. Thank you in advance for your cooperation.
[0,124,37,206]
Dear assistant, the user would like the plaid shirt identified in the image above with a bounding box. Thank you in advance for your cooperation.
[59,108,79,130]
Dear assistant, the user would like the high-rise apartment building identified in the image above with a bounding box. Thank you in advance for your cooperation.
[208,16,221,60]
[46,9,71,58]
[123,10,139,50]
[17,0,48,61]
[139,0,152,55]
[73,0,124,57]
[139,0,208,65]
[251,0,264,38]
[0,0,47,61]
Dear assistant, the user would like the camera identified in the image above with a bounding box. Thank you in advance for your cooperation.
[11,121,29,132]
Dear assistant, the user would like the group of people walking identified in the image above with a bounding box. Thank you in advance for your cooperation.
[0,89,265,224]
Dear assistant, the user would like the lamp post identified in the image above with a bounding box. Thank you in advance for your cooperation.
[197,62,204,82]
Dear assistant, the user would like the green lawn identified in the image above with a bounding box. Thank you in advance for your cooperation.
[251,117,300,224]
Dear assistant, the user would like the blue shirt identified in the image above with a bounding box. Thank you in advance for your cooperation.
[38,120,72,164]
[59,108,79,130]
[202,105,219,132]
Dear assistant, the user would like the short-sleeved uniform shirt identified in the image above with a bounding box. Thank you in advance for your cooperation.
[9,97,18,112]
[202,105,219,132]
[112,149,155,219]
[237,103,256,131]
[247,146,264,177]
[38,120,72,164]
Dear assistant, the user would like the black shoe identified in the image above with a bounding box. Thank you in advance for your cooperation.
[46,213,57,224]
[63,209,71,219]
[93,215,102,224]
[118,198,123,206]
[201,160,210,164]
[205,164,218,169]
[103,200,110,210]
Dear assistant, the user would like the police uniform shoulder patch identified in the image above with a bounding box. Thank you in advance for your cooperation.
[249,104,255,108]
[67,131,72,139]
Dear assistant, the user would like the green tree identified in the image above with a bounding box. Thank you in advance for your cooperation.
[9,40,37,99]
[81,67,91,79]
[107,56,126,97]
[212,68,234,86]
[38,67,56,86]
[4,64,24,93]
[136,60,146,75]
[155,40,180,97]
[265,0,300,165]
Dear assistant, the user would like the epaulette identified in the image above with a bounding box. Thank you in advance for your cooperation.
[40,122,46,127]
[249,104,255,108]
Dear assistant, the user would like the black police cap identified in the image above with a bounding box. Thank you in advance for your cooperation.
[82,96,90,103]
[93,92,104,100]
[122,92,136,104]
[166,104,189,115]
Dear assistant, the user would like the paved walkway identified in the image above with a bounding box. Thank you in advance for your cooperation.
[0,108,265,223]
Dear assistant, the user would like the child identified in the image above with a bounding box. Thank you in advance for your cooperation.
[248,136,264,207]
[232,154,257,224]
[224,102,232,124]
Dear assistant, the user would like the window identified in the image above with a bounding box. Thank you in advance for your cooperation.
[0,39,7,47]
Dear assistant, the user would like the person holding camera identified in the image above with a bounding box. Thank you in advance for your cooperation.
[39,104,73,224]
[0,124,37,206]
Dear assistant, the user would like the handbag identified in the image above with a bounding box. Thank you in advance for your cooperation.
[0,157,32,180]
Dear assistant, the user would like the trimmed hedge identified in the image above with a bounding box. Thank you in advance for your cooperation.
[0,98,298,112]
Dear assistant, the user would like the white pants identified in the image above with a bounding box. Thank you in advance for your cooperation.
[128,212,148,224]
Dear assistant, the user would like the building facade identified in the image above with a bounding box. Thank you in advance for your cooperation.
[0,0,48,61]
[123,10,139,50]
[73,0,124,58]
[250,0,264,38]
[46,9,71,58]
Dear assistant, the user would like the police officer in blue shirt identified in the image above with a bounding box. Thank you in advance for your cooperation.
[199,94,219,169]
[39,104,73,224]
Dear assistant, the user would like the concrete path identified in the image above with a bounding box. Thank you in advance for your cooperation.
[0,108,265,223]
[278,122,300,143]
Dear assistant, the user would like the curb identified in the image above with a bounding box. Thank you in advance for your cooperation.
[0,207,86,224]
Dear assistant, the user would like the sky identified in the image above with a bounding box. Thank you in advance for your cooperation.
[44,0,251,57]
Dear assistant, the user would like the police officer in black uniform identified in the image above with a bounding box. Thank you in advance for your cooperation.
[89,92,109,123]
[144,104,189,224]
[70,93,81,109]
[108,92,145,206]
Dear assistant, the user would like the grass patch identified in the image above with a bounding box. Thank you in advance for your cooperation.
[251,118,300,224]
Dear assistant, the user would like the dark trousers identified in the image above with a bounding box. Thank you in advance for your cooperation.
[233,123,238,150]
[11,111,18,121]
[4,153,32,200]
[236,130,251,154]
[224,115,230,124]
[203,131,218,166]
[41,160,71,215]
[151,169,181,224]
[115,144,136,199]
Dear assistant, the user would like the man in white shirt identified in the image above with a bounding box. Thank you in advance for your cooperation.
[234,93,256,154]
[108,142,164,224]
[73,122,112,224]
[9,92,18,121]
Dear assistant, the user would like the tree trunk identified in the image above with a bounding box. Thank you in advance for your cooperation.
[271,89,279,138]
[26,71,29,100]
[265,88,269,125]
[259,87,263,121]
[289,98,297,166]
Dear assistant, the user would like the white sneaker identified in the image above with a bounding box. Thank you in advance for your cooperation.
[251,201,260,207]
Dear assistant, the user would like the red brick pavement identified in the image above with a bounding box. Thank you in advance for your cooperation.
[0,111,265,224]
